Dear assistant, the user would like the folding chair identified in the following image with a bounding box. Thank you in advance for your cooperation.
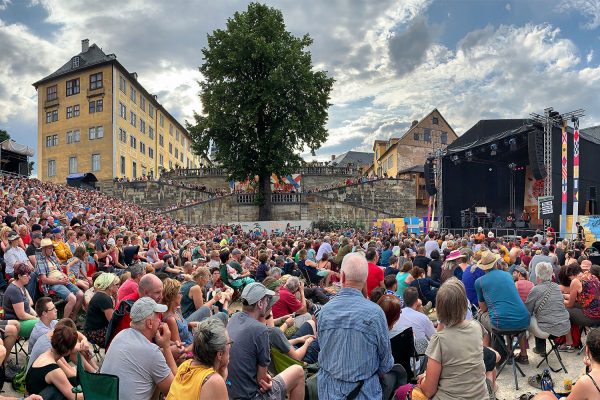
[270,347,304,375]
[11,336,28,366]
[73,353,119,399]
[536,335,568,373]
[493,328,527,390]
[390,327,425,382]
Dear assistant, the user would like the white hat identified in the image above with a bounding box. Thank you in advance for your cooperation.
[477,227,484,233]
[488,232,495,238]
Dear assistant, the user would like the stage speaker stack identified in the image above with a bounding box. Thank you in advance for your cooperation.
[587,186,597,215]
[424,158,437,196]
[528,129,547,180]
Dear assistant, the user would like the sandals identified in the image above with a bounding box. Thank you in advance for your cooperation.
[558,344,576,352]
[528,374,543,389]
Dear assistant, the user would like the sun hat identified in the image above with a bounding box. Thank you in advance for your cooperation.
[477,250,500,270]
[477,227,484,233]
[107,238,116,246]
[40,238,53,248]
[242,282,278,308]
[445,249,466,261]
[182,239,191,248]
[488,232,495,238]
[130,297,168,323]
[7,231,19,241]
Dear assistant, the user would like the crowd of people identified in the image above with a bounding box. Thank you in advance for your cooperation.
[2,173,600,399]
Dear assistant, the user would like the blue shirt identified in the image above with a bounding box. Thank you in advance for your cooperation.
[317,288,393,400]
[475,269,530,330]
[462,265,485,305]
[379,249,393,267]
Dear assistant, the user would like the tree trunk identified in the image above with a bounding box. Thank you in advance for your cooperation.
[258,173,272,221]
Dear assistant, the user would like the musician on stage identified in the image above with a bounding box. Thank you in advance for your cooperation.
[520,209,531,228]
[506,211,516,228]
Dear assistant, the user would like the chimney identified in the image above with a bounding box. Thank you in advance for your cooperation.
[331,154,336,161]
[81,39,89,53]
[131,72,138,80]
[411,120,418,127]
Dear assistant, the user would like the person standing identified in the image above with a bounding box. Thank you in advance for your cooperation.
[317,252,393,399]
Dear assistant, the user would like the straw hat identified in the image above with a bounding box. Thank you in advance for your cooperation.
[477,250,500,270]
[445,250,466,261]
[40,238,53,248]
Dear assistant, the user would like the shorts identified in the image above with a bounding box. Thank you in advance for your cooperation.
[49,282,81,300]
[483,347,497,372]
[252,374,286,400]
[18,319,38,338]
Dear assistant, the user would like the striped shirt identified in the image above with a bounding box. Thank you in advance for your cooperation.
[317,287,393,400]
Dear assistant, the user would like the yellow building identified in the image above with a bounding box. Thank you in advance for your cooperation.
[33,39,201,182]
[366,109,457,177]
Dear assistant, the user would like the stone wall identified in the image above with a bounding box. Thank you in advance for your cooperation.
[103,181,213,209]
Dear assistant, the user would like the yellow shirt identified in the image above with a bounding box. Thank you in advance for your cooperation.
[166,359,215,400]
[53,240,72,263]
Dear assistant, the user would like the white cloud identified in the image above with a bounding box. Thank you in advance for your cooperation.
[0,1,11,11]
[557,0,600,29]
[588,49,594,63]
[505,3,512,11]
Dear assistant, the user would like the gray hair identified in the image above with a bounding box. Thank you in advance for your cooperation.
[285,276,300,292]
[268,267,282,278]
[341,252,368,283]
[535,262,554,283]
[129,262,146,279]
[193,318,227,366]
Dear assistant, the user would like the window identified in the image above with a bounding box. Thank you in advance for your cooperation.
[149,104,154,118]
[413,132,419,141]
[130,86,137,103]
[432,117,439,125]
[169,124,173,135]
[46,110,58,123]
[140,120,146,134]
[52,110,58,122]
[89,126,104,140]
[69,157,77,174]
[47,160,56,177]
[159,114,164,127]
[89,101,95,114]
[66,130,80,144]
[159,134,164,147]
[46,134,58,147]
[73,104,80,117]
[423,128,431,142]
[140,142,146,155]
[119,102,126,119]
[169,160,172,169]
[140,96,146,112]
[120,156,126,175]
[159,154,164,166]
[118,128,127,143]
[180,153,184,162]
[67,106,73,119]
[149,126,154,139]
[149,147,154,159]
[176,130,180,141]
[130,135,137,149]
[46,112,52,123]
[46,85,57,101]
[142,166,147,176]
[66,79,80,96]
[132,161,137,178]
[72,56,80,68]
[89,72,103,89]
[130,111,137,127]
[169,143,173,154]
[175,148,178,158]
[441,131,448,145]
[96,99,103,112]
[92,154,101,172]
[119,75,127,93]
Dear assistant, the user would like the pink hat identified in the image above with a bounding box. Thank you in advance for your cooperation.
[445,249,467,261]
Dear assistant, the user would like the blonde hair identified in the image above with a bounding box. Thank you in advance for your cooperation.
[193,266,210,282]
[436,278,468,327]
[162,278,181,307]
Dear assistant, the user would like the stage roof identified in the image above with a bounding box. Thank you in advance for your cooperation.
[445,119,535,155]
[1,140,34,157]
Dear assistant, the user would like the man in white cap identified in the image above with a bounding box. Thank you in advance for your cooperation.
[101,297,176,400]
[227,282,305,400]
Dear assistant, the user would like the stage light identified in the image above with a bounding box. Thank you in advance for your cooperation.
[490,143,498,156]
[451,155,460,165]
[465,150,473,161]
[508,163,516,170]
[509,138,517,151]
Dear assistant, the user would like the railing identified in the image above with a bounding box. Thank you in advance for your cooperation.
[233,193,305,204]
[160,165,363,179]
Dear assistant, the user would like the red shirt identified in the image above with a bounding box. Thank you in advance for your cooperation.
[366,262,384,296]
[271,287,302,318]
[117,278,138,302]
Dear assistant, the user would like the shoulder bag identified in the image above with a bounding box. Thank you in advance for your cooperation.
[529,285,553,339]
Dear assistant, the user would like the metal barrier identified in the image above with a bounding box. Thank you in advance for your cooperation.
[234,193,305,204]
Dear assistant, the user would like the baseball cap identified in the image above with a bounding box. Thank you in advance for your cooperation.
[7,231,19,241]
[231,248,242,255]
[107,238,116,246]
[31,232,43,240]
[242,282,278,307]
[130,297,167,323]
[51,227,62,234]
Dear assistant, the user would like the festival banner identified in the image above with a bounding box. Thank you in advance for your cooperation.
[524,166,545,226]
[561,122,568,237]
[572,120,580,235]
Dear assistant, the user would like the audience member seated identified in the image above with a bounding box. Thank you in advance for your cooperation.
[101,297,176,399]
[376,294,402,332]
[264,310,316,363]
[563,263,600,330]
[3,263,38,337]
[166,318,230,400]
[84,272,119,346]
[181,267,230,323]
[271,277,307,320]
[427,250,443,282]
[514,265,534,303]
[28,297,58,354]
[162,278,195,350]
[116,262,146,301]
[440,250,467,283]
[409,266,440,307]
[461,255,485,306]
[392,287,435,353]
[416,278,489,399]
[65,246,91,291]
[4,230,33,278]
[525,262,572,355]
[395,260,414,297]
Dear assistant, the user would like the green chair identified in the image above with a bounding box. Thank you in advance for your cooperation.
[72,353,119,399]
[270,347,303,374]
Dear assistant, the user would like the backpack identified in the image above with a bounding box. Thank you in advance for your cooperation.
[11,360,26,394]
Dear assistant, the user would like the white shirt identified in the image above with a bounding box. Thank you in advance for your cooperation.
[316,242,333,261]
[392,306,436,341]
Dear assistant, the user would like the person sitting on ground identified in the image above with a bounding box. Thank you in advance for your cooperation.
[271,276,308,321]
[28,297,58,354]
[84,272,119,346]
[255,251,270,283]
[297,249,330,286]
[181,267,230,323]
[263,309,316,363]
[101,297,177,399]
[412,246,431,269]
[409,266,440,307]
[166,318,230,400]
[416,278,489,400]
[162,278,195,350]
[65,246,92,291]
[219,248,254,290]
[525,262,572,356]
[36,238,84,321]
[3,263,38,338]
[227,282,306,400]
[514,265,534,303]
[25,323,80,399]
[475,250,531,364]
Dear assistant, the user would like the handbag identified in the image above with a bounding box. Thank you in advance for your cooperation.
[529,285,553,339]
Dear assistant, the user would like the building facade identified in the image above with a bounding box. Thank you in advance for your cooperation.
[33,39,201,182]
[367,109,457,177]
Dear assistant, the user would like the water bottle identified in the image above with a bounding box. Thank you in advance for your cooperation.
[540,369,554,392]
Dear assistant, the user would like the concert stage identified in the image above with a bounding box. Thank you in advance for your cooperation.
[439,119,600,232]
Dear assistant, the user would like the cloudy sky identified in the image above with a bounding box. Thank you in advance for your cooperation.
[2,0,600,168]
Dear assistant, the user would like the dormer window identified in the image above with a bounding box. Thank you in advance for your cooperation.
[72,56,80,68]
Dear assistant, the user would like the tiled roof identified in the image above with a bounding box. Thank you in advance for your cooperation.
[329,151,374,167]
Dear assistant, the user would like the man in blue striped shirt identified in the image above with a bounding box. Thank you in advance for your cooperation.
[317,252,393,399]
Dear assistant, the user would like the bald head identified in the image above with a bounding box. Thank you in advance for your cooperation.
[582,259,592,271]
[138,274,163,303]
[341,252,368,284]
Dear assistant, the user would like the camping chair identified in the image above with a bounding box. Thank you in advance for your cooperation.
[390,327,426,382]
[270,347,304,375]
[73,353,119,399]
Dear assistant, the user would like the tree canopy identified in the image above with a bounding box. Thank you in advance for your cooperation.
[188,2,334,220]
[0,129,9,143]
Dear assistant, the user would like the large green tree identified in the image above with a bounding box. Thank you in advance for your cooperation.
[0,129,9,143]
[188,3,334,220]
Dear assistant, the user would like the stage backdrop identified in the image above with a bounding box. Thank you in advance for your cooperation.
[564,215,600,245]
[524,166,545,227]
